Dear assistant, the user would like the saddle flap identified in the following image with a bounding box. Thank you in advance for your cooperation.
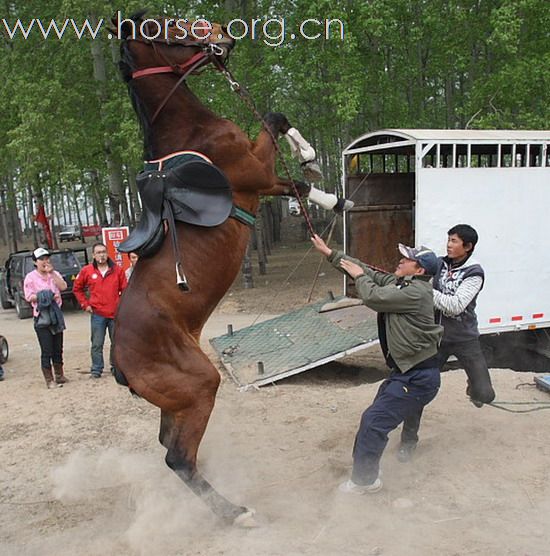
[165,160,233,227]
[168,160,231,192]
[118,170,165,253]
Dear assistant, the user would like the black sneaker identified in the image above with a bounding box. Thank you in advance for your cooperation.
[397,443,416,463]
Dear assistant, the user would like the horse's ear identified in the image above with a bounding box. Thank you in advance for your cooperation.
[111,9,148,38]
[129,9,148,22]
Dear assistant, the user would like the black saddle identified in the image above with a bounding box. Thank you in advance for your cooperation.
[119,159,233,256]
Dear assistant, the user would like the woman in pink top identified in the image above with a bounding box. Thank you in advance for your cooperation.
[23,248,68,388]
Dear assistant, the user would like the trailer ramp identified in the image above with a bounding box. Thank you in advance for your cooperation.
[210,296,379,388]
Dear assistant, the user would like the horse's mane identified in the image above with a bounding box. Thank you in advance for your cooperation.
[119,41,155,159]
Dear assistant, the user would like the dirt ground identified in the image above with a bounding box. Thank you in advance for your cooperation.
[1,237,550,556]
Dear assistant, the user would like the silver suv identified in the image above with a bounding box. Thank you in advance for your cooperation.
[58,224,81,242]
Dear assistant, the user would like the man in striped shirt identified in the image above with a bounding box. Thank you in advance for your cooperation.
[398,224,496,462]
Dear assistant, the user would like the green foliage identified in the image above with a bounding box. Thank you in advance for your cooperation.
[0,0,548,205]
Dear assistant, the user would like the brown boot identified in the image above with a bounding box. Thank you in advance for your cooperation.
[42,367,59,389]
[53,363,68,384]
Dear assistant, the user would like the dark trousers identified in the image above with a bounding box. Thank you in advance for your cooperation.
[34,325,63,370]
[401,339,496,446]
[352,367,440,485]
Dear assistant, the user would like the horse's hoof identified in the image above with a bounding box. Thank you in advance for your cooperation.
[334,198,355,213]
[233,508,258,528]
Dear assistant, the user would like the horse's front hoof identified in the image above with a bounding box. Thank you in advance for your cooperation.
[334,198,355,213]
[262,112,291,135]
[233,508,258,528]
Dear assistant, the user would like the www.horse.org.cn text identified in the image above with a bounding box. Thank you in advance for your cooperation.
[1,14,345,47]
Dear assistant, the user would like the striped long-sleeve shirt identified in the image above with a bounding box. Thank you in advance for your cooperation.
[433,256,485,342]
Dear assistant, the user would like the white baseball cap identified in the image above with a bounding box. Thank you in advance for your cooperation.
[33,247,50,260]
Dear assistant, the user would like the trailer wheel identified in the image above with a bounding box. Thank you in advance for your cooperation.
[0,336,8,364]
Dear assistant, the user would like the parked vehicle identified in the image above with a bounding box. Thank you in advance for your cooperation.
[58,224,82,242]
[288,198,301,216]
[0,248,88,319]
[342,128,550,369]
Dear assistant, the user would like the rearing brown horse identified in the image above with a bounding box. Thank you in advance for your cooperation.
[113,12,331,526]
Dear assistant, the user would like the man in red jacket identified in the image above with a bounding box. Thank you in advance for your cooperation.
[73,243,127,378]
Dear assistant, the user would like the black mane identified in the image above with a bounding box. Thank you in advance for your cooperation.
[119,41,154,159]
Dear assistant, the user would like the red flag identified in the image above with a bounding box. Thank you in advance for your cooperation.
[35,205,53,249]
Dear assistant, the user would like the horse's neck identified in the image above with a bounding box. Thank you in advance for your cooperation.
[140,82,220,159]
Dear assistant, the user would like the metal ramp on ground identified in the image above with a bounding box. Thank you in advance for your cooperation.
[210,296,379,387]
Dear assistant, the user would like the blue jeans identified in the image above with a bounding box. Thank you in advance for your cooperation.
[90,314,114,376]
[352,367,441,485]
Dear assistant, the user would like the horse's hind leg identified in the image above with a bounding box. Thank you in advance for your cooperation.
[159,410,175,448]
[162,359,252,524]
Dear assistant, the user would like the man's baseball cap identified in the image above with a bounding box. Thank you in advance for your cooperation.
[32,247,50,260]
[398,244,438,275]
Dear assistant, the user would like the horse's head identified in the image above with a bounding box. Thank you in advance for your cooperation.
[117,10,235,82]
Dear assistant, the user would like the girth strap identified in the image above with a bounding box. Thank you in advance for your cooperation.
[230,206,256,228]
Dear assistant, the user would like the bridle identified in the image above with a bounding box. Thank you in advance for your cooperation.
[126,20,232,123]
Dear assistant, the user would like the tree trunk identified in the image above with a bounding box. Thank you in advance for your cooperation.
[271,197,281,243]
[27,183,38,247]
[71,183,84,242]
[83,183,91,227]
[241,238,254,289]
[127,164,141,225]
[0,185,11,249]
[262,203,272,255]
[49,183,59,250]
[89,12,130,227]
[254,205,267,275]
[90,170,107,225]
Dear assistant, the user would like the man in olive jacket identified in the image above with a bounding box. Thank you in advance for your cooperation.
[311,235,443,494]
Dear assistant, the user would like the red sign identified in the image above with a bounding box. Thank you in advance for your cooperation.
[101,227,130,272]
[82,225,102,237]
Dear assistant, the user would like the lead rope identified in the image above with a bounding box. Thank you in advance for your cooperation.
[487,401,550,413]
[212,59,316,236]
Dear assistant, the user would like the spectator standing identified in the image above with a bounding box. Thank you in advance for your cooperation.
[23,247,68,388]
[73,243,127,378]
[125,252,139,281]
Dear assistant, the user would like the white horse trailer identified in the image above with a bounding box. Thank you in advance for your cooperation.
[342,129,550,368]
